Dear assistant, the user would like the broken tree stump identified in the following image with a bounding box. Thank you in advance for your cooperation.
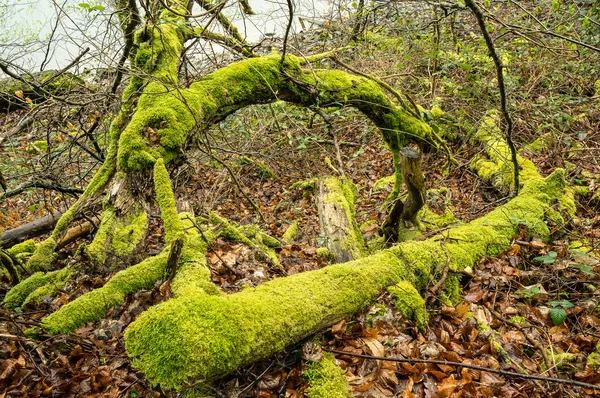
[381,147,425,243]
[316,177,365,263]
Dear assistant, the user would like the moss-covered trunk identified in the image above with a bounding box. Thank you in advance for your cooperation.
[316,177,365,263]
[124,165,571,388]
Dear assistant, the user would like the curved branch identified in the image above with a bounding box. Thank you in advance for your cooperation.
[465,0,519,194]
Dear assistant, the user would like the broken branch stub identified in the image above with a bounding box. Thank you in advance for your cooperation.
[316,177,365,263]
[399,147,425,226]
[381,147,425,243]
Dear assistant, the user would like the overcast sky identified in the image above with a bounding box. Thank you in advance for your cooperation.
[0,0,331,74]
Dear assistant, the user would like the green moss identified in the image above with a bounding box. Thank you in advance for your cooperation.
[444,274,461,303]
[7,239,37,257]
[154,159,183,243]
[282,221,299,243]
[238,224,280,247]
[255,161,276,179]
[86,207,116,263]
[26,140,48,153]
[572,185,589,196]
[316,247,333,261]
[525,132,554,154]
[3,268,70,309]
[112,210,148,256]
[373,175,395,192]
[588,344,600,367]
[41,250,169,334]
[124,251,404,388]
[594,79,600,96]
[304,353,352,398]
[23,267,72,306]
[238,224,260,239]
[546,351,578,370]
[471,113,539,193]
[418,206,457,230]
[322,177,366,259]
[211,213,254,246]
[259,232,280,248]
[26,238,57,272]
[290,178,317,196]
[172,214,219,297]
[210,213,281,267]
[509,315,527,324]
[388,281,426,330]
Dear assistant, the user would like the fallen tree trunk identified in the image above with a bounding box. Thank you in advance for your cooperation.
[0,211,63,249]
[124,167,570,389]
[316,177,365,262]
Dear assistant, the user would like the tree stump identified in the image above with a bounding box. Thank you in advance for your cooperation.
[316,177,365,263]
[381,147,425,243]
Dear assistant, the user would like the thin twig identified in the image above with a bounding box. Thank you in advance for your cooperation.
[464,0,520,195]
[281,0,294,65]
[323,348,600,390]
[484,303,557,378]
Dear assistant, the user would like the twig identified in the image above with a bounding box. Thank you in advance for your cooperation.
[464,0,519,195]
[183,215,238,275]
[322,348,600,390]
[484,303,557,378]
[314,108,345,177]
[281,0,294,65]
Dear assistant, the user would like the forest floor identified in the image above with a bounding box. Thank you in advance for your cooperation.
[2,100,600,397]
[2,15,600,397]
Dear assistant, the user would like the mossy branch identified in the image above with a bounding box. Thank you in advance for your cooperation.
[125,164,570,388]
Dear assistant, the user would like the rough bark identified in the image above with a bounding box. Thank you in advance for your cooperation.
[381,147,425,243]
[0,211,63,249]
[316,177,365,263]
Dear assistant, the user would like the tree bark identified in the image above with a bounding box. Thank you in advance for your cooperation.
[316,177,365,263]
[0,211,63,249]
[381,147,425,243]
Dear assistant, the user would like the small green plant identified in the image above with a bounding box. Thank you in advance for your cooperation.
[569,263,595,276]
[533,251,558,264]
[515,285,542,298]
[547,300,574,326]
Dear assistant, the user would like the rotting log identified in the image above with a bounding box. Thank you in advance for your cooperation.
[0,211,63,249]
[316,177,365,263]
[381,147,425,243]
[124,166,571,389]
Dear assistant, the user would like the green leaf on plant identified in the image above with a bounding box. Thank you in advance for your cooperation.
[549,307,567,326]
[569,249,589,257]
[569,263,595,276]
[515,285,541,298]
[533,251,558,264]
[547,300,574,309]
